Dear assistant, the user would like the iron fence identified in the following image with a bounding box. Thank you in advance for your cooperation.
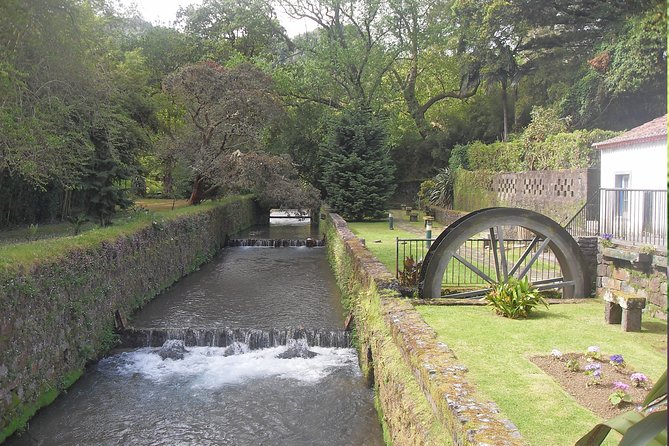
[396,237,561,289]
[599,188,667,248]
[564,188,666,248]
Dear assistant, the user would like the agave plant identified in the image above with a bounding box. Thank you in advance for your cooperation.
[428,167,454,208]
[485,277,548,319]
[576,369,667,446]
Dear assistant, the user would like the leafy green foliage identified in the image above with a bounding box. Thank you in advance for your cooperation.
[425,168,454,208]
[320,107,396,221]
[485,277,548,319]
[451,106,620,172]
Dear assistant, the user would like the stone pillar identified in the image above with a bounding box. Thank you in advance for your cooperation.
[577,236,598,296]
[604,302,622,324]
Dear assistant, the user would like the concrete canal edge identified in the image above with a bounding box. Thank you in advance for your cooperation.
[325,213,524,446]
[0,196,264,442]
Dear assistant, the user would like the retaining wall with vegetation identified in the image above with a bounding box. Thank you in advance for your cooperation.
[325,213,522,446]
[0,196,263,441]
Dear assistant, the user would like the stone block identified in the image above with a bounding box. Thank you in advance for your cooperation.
[649,277,662,293]
[604,301,622,324]
[661,282,667,296]
[597,264,609,276]
[601,276,621,290]
[612,268,630,281]
[622,309,643,332]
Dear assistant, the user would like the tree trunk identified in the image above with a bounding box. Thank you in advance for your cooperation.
[188,175,204,205]
[501,81,509,142]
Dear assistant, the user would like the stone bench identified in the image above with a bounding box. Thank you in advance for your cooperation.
[603,289,646,332]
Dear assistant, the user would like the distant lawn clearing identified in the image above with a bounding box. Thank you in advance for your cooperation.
[417,303,667,446]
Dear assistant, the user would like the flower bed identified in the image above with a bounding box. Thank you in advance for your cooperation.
[531,349,651,419]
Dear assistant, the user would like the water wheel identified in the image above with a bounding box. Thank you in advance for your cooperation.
[419,208,590,299]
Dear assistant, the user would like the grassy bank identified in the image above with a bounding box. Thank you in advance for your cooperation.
[417,303,667,445]
[0,198,243,271]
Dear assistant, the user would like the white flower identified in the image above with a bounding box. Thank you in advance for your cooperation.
[587,346,600,353]
[551,349,563,359]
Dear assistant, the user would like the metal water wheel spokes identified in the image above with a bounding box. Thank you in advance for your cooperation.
[419,208,590,299]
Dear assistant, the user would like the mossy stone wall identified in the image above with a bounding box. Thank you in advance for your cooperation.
[325,213,522,446]
[0,196,263,441]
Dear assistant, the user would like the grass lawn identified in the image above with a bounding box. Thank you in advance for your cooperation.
[417,303,667,445]
[0,199,191,245]
[347,210,444,274]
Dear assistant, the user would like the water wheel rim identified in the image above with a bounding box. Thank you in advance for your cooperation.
[419,208,590,299]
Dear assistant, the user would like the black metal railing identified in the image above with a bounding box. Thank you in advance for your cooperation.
[598,188,667,247]
[396,237,562,288]
[563,190,601,239]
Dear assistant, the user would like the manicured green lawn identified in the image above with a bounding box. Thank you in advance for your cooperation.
[348,211,443,274]
[417,303,667,446]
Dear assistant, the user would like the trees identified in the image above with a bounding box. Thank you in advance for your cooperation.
[0,0,152,226]
[320,107,395,220]
[276,0,398,109]
[177,0,290,60]
[162,61,282,204]
[386,0,481,139]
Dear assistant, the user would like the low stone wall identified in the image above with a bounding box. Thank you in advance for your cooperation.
[426,205,467,227]
[326,213,522,446]
[597,243,667,320]
[0,196,263,441]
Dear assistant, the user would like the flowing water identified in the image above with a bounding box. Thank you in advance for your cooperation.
[6,217,384,445]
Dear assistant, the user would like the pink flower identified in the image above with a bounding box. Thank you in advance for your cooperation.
[613,381,630,391]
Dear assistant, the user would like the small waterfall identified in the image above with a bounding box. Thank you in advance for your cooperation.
[225,238,325,247]
[120,327,352,349]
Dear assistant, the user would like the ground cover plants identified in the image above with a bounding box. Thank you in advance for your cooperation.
[417,302,667,445]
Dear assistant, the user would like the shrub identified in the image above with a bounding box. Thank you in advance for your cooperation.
[398,256,422,287]
[320,107,395,221]
[485,277,548,319]
[428,167,454,208]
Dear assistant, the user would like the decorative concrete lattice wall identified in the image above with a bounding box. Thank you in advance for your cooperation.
[456,168,599,224]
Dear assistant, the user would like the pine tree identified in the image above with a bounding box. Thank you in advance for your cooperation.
[321,107,395,221]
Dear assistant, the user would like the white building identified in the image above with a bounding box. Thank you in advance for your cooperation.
[593,115,667,247]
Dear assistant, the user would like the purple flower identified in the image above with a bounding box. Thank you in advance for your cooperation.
[585,363,601,372]
[593,369,602,378]
[613,381,630,391]
[601,233,613,241]
[609,354,625,365]
[630,373,648,386]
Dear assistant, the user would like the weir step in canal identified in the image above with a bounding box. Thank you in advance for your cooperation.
[225,238,325,247]
[120,327,352,349]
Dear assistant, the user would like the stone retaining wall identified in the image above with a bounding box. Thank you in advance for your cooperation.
[326,213,522,446]
[597,243,667,320]
[0,197,263,441]
[426,205,467,227]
